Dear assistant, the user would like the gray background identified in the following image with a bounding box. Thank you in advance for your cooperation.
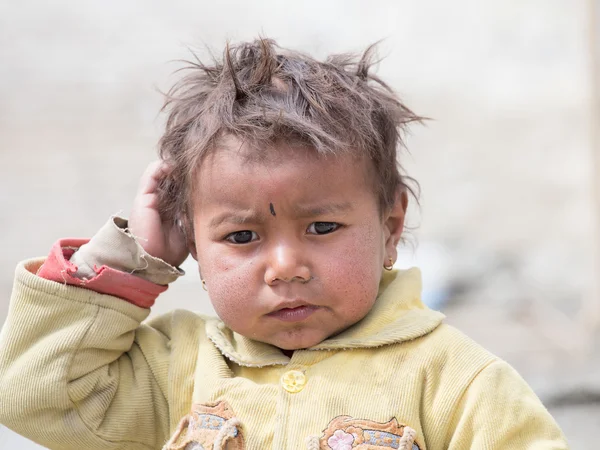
[1,0,598,448]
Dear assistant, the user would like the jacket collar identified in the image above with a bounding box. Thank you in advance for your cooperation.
[205,268,445,367]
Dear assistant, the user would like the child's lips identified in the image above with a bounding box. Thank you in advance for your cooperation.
[267,304,319,322]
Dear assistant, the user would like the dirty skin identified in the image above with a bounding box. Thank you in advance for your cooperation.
[269,202,276,216]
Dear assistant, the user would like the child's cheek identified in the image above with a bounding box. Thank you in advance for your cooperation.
[201,251,260,322]
[318,225,383,312]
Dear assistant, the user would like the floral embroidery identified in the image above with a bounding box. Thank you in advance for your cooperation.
[317,415,420,450]
[163,401,245,450]
[327,430,356,450]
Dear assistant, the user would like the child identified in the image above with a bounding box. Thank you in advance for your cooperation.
[0,39,568,449]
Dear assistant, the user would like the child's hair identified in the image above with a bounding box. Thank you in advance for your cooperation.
[157,38,423,237]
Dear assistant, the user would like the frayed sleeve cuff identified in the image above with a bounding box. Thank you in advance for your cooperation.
[35,216,184,308]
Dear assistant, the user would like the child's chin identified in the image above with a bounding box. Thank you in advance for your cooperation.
[268,330,327,351]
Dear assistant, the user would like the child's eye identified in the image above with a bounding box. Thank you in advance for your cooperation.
[307,222,340,235]
[225,230,258,244]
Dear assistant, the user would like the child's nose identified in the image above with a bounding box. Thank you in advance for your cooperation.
[264,243,311,285]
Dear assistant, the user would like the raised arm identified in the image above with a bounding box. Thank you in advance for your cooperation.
[0,161,189,449]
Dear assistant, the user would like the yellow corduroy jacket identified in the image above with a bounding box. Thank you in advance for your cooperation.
[0,259,568,450]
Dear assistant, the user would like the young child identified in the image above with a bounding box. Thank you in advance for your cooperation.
[0,39,568,449]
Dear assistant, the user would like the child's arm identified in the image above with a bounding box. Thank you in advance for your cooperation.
[446,360,568,449]
[0,253,173,449]
[0,161,188,449]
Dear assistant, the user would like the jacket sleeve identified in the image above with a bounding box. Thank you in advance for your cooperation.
[36,216,182,307]
[0,259,173,450]
[446,359,569,449]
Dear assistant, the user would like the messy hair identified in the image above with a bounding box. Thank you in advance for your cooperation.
[157,38,423,236]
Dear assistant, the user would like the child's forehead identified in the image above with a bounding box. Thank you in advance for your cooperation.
[191,136,379,200]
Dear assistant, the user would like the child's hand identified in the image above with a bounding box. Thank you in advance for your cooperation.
[129,161,189,268]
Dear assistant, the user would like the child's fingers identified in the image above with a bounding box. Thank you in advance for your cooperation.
[137,160,173,195]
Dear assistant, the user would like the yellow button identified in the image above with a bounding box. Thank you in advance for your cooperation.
[281,370,307,393]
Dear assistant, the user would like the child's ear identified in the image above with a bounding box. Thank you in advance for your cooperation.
[383,188,408,265]
[188,239,198,261]
[180,214,198,260]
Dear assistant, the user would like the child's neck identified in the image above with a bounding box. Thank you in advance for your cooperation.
[281,349,294,358]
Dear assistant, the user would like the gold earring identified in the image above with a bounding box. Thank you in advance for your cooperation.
[383,257,394,271]
[201,279,207,291]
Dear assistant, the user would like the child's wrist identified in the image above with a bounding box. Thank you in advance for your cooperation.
[70,215,184,286]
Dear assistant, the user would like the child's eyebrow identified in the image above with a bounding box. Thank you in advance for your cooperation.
[209,202,353,227]
[291,202,353,219]
[209,210,265,228]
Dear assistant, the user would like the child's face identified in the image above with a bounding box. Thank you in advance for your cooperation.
[190,140,406,350]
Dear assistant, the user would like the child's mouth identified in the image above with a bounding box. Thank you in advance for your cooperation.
[267,305,319,322]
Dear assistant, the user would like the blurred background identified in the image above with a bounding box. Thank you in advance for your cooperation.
[1,0,598,447]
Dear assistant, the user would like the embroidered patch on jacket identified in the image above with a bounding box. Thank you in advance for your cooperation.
[162,401,245,450]
[314,415,420,450]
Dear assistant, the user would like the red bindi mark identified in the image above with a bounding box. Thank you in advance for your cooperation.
[269,202,276,216]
